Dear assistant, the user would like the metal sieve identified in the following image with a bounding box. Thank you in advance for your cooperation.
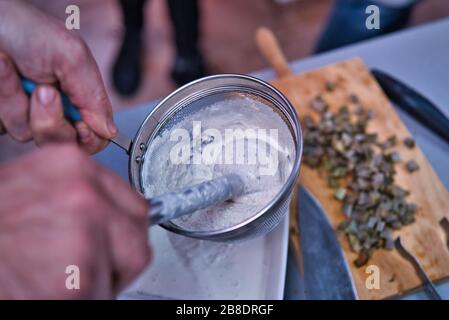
[118,74,303,242]
[22,74,302,241]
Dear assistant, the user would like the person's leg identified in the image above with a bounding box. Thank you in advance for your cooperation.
[314,0,415,54]
[112,0,147,96]
[167,0,205,86]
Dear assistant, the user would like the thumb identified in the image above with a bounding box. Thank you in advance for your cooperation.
[29,85,77,146]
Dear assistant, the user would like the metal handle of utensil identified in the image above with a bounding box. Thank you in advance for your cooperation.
[110,131,132,153]
[21,77,133,153]
[440,218,449,251]
[147,174,244,226]
[395,237,442,300]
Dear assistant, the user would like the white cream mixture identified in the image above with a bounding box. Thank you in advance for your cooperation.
[142,95,294,232]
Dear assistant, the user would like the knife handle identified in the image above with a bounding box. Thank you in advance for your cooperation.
[372,69,449,144]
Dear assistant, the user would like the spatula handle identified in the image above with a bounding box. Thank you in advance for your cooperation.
[21,77,81,122]
[147,174,244,226]
[21,77,133,153]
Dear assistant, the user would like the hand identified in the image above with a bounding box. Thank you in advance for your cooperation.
[0,145,151,299]
[0,0,117,154]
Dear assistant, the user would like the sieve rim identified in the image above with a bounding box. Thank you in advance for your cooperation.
[129,74,302,240]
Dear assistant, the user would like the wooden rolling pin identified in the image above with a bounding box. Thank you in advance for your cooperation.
[255,27,302,271]
[255,27,293,78]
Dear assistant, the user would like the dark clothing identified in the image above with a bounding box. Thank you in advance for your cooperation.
[119,0,200,58]
[315,0,415,53]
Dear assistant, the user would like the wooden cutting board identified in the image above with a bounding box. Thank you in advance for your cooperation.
[255,28,449,299]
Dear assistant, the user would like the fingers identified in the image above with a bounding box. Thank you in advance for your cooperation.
[29,85,77,146]
[55,36,117,140]
[92,165,151,291]
[95,166,149,220]
[108,211,151,292]
[53,149,150,293]
[74,121,108,155]
[23,144,150,294]
[0,52,32,142]
[0,34,116,153]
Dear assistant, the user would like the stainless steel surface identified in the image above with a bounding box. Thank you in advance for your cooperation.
[394,237,442,300]
[297,187,357,300]
[129,74,302,241]
[147,174,244,226]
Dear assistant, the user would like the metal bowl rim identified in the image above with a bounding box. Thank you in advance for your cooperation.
[128,73,303,239]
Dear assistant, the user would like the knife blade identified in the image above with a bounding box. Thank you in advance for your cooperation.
[297,187,358,300]
[371,69,449,144]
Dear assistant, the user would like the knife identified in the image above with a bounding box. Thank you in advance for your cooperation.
[371,69,449,144]
[296,186,358,300]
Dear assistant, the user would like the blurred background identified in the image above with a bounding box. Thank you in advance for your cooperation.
[1,0,449,160]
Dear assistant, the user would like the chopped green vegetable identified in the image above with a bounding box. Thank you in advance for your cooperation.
[378,135,397,150]
[350,94,359,103]
[354,251,372,267]
[310,95,328,113]
[403,137,415,149]
[325,81,336,92]
[406,160,419,173]
[302,91,418,267]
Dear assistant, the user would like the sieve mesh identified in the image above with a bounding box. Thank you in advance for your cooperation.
[135,75,301,242]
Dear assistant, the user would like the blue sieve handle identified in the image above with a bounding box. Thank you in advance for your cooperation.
[20,78,82,122]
